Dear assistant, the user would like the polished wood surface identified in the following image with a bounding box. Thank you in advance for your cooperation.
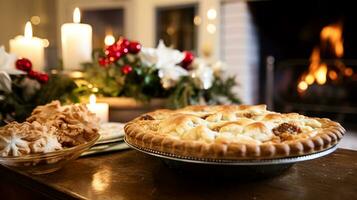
[1,148,357,200]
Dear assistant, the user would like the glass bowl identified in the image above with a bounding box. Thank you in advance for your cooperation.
[0,134,99,175]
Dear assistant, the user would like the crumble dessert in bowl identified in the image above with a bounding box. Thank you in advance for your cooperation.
[0,101,100,174]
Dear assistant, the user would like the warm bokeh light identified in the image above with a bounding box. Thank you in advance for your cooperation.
[193,16,201,26]
[24,21,33,39]
[30,16,41,25]
[328,70,338,80]
[207,8,217,20]
[73,7,81,23]
[206,23,216,34]
[305,74,315,85]
[315,64,327,85]
[298,81,308,91]
[104,34,115,46]
[345,68,353,76]
[92,87,99,93]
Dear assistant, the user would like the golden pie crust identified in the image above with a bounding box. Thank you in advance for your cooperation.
[124,105,345,160]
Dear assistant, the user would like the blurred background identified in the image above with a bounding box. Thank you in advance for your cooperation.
[0,0,356,148]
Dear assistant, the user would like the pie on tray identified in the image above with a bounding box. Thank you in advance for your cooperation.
[124,105,345,160]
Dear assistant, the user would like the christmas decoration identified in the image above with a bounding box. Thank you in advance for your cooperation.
[0,73,79,125]
[121,65,133,74]
[128,41,141,54]
[98,57,109,67]
[16,58,32,72]
[181,51,194,69]
[0,46,20,74]
[82,37,240,108]
[1,47,79,125]
[14,58,49,84]
[117,38,130,48]
[37,73,49,83]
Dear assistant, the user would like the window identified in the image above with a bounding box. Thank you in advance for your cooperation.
[156,5,197,51]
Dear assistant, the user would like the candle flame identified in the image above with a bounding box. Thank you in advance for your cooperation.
[24,21,33,39]
[73,7,81,23]
[104,34,115,46]
[89,94,96,105]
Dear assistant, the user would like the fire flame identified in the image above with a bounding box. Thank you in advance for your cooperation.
[297,23,353,93]
[320,24,344,57]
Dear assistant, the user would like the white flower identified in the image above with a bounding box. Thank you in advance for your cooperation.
[190,59,214,90]
[0,71,12,93]
[140,40,187,88]
[158,66,188,89]
[0,46,22,74]
[140,40,185,68]
[211,61,226,75]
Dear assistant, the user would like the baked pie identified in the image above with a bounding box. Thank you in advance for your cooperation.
[124,105,345,160]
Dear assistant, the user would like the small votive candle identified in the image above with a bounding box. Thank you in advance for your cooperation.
[87,94,109,122]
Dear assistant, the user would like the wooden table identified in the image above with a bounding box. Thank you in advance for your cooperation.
[1,148,357,200]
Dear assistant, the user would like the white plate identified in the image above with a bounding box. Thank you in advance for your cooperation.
[97,122,125,144]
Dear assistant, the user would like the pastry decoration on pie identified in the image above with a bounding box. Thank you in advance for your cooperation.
[124,105,345,160]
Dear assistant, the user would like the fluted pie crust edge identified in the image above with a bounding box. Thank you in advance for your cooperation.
[124,106,345,160]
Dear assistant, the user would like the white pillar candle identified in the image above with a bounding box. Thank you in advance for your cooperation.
[61,7,92,71]
[9,22,45,71]
[87,94,109,123]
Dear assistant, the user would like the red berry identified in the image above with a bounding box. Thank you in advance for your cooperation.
[181,51,194,69]
[105,45,118,54]
[117,38,130,48]
[121,65,133,74]
[28,70,49,83]
[98,57,109,67]
[37,73,49,83]
[16,58,32,72]
[108,51,122,61]
[28,70,40,79]
[128,41,142,54]
[120,47,129,55]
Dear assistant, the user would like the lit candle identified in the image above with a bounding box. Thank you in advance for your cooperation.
[9,22,46,71]
[87,94,109,122]
[61,7,92,71]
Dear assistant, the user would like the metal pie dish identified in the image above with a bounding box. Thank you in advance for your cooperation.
[125,137,337,179]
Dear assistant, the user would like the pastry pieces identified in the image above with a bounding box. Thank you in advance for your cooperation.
[0,101,99,157]
[125,105,345,160]
[28,101,99,146]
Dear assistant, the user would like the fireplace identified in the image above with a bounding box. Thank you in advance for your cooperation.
[248,1,357,124]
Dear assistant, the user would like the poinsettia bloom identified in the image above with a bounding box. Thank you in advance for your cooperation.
[158,66,188,89]
[0,46,23,74]
[140,40,185,68]
[140,40,188,88]
[0,71,12,93]
[190,59,214,89]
